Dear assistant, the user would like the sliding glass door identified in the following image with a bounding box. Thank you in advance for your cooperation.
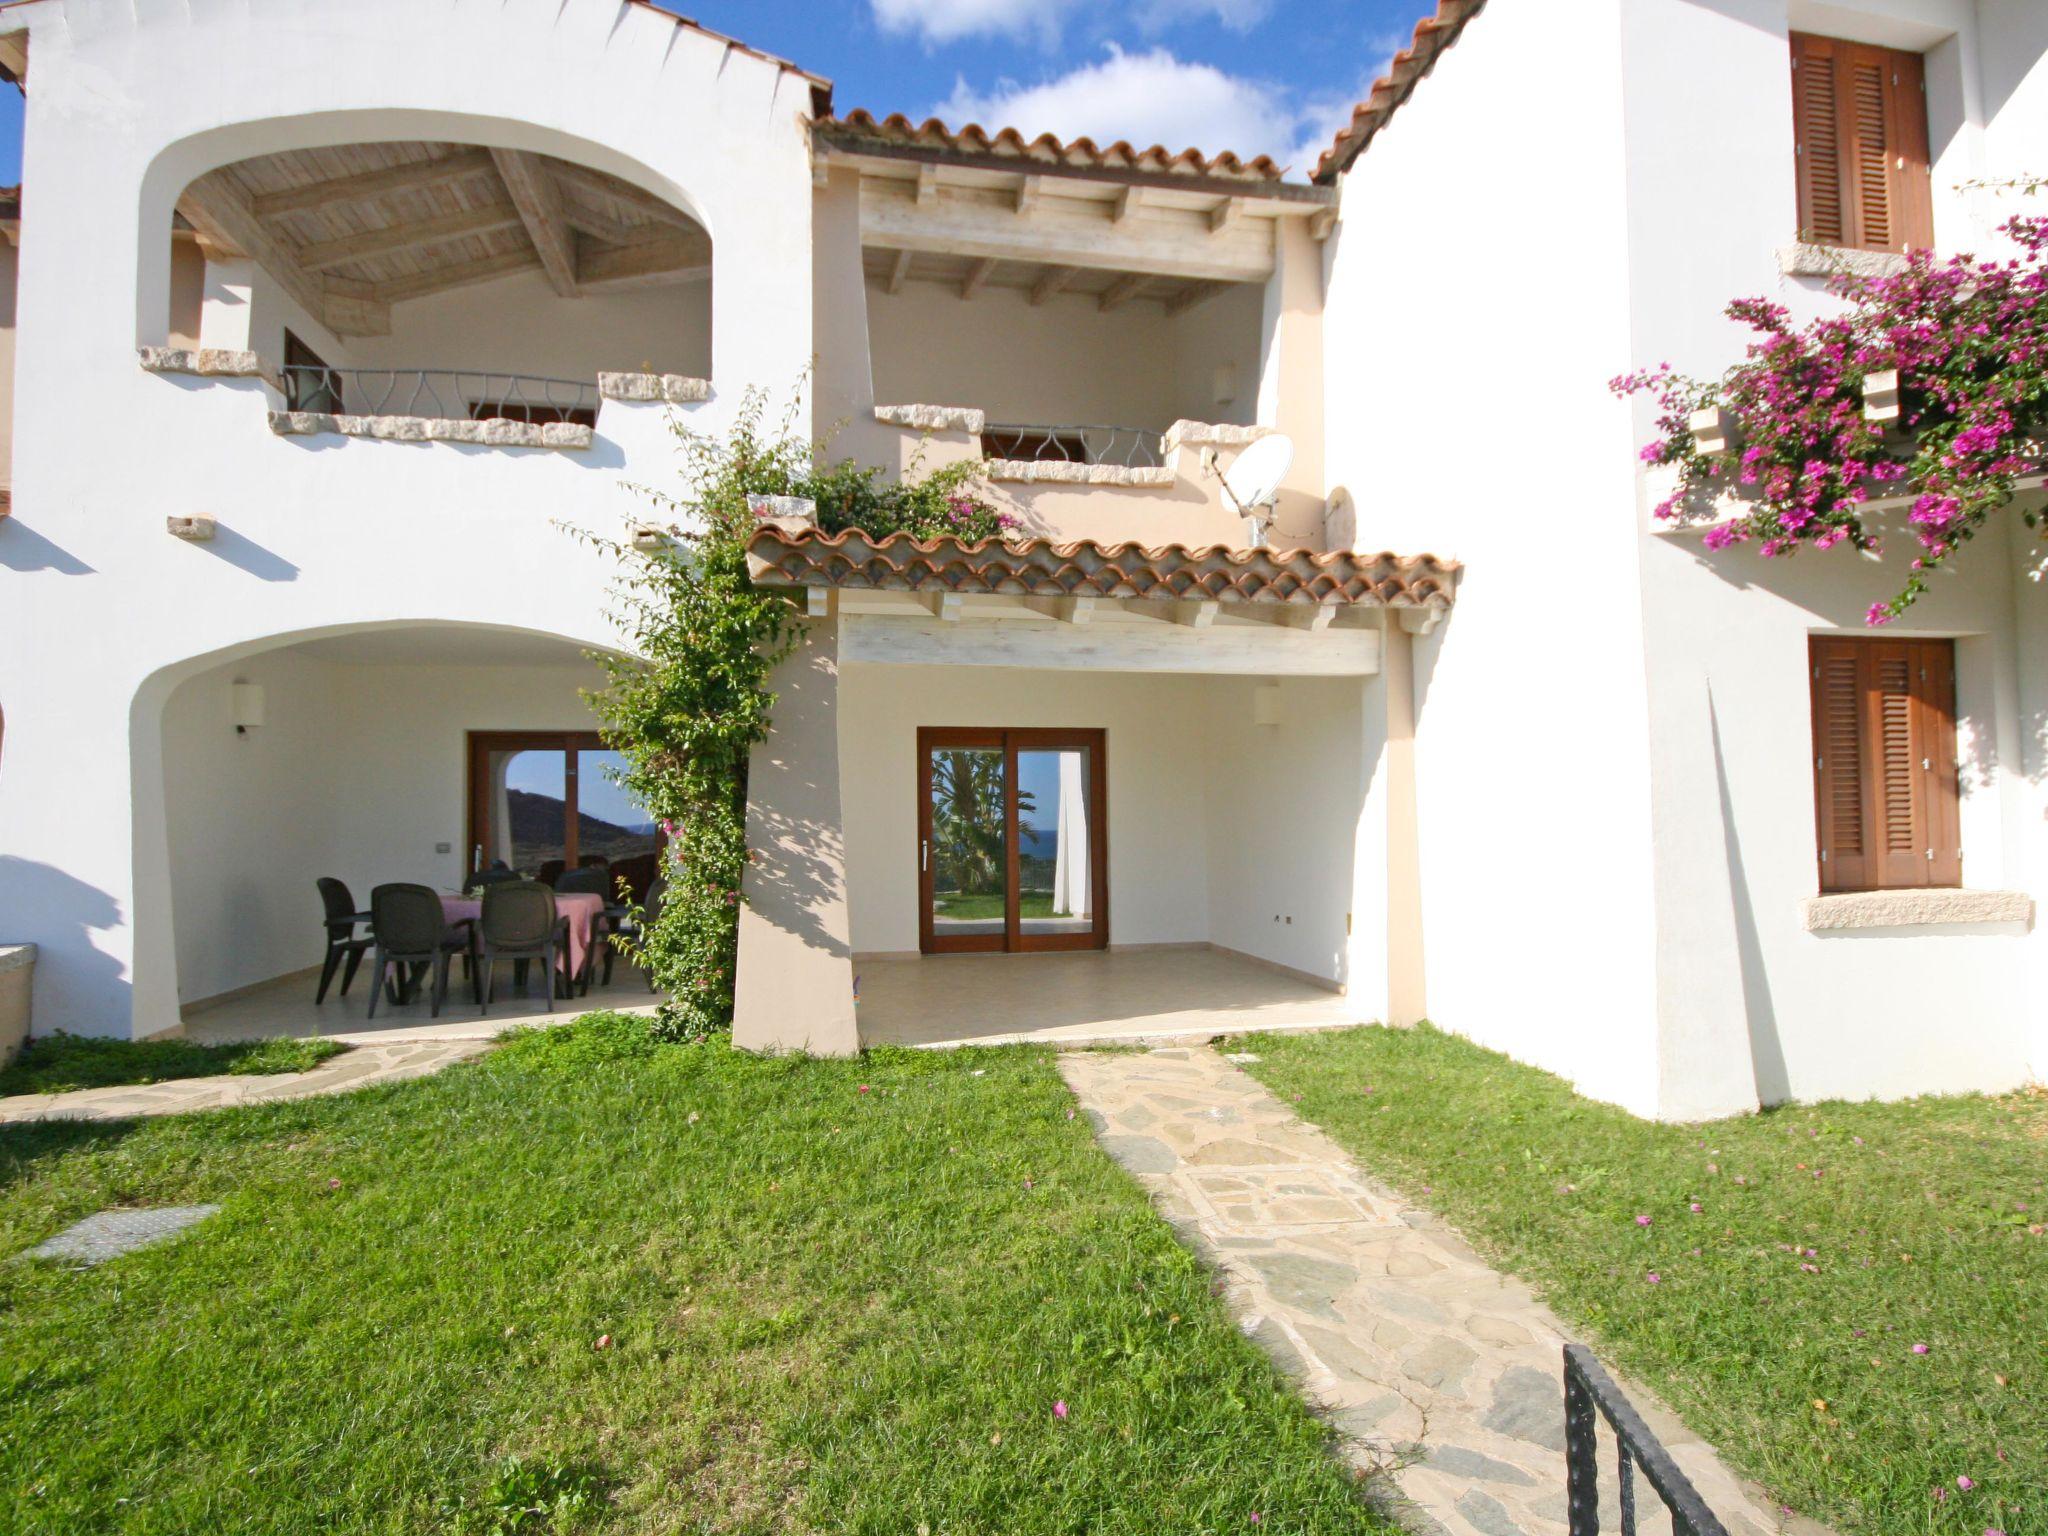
[918,728,1107,954]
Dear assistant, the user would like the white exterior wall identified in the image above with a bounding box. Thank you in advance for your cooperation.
[0,0,819,1038]
[1325,0,2043,1114]
[1321,0,1667,1114]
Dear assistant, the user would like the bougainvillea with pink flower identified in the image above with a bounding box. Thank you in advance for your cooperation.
[1612,212,2048,623]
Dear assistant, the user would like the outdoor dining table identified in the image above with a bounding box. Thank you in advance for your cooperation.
[438,890,607,991]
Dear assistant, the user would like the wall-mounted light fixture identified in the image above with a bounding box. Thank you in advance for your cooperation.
[1252,682,1282,728]
[231,680,265,735]
[1212,363,1237,408]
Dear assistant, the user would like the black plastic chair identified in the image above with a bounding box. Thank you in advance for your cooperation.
[477,881,570,1014]
[366,883,477,1019]
[466,864,520,896]
[553,866,609,896]
[604,876,664,990]
[315,877,373,1004]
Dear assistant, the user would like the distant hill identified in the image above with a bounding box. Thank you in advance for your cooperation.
[506,789,656,866]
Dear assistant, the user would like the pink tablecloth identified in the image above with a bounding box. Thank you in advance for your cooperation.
[441,891,605,979]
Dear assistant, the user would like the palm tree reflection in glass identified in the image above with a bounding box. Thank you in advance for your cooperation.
[929,749,1032,929]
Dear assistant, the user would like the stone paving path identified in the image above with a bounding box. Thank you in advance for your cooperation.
[0,1040,489,1125]
[1060,1046,1826,1536]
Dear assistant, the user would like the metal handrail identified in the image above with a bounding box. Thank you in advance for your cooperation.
[1563,1344,1730,1536]
[279,366,599,423]
[981,422,1163,468]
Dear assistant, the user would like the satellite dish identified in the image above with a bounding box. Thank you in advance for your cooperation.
[1217,434,1295,547]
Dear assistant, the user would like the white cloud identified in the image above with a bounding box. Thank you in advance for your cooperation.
[937,46,1308,165]
[870,0,1271,48]
[871,0,1069,47]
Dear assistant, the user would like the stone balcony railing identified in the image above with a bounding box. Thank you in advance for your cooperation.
[137,347,710,453]
[864,403,1307,548]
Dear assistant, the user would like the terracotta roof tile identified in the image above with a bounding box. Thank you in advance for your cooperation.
[1313,0,1486,185]
[815,110,1287,185]
[746,527,1461,610]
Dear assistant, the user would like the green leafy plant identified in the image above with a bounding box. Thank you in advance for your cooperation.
[580,391,1009,1041]
[445,1454,604,1534]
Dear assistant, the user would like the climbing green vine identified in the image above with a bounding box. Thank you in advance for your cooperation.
[583,391,1007,1040]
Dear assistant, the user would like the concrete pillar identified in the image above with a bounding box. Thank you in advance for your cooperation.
[199,257,256,352]
[732,619,859,1055]
[1257,216,1327,548]
[1384,618,1428,1025]
[810,165,877,447]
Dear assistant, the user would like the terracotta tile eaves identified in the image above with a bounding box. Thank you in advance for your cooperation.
[1313,0,1486,185]
[745,527,1462,611]
[815,109,1290,187]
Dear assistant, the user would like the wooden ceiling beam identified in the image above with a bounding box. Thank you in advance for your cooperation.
[295,202,524,271]
[1030,265,1077,307]
[1165,280,1227,317]
[562,205,669,249]
[490,148,580,298]
[249,149,497,219]
[1098,272,1149,312]
[885,248,913,295]
[370,248,543,305]
[178,171,390,337]
[960,256,996,301]
[862,192,1273,283]
[576,237,712,293]
[549,163,698,233]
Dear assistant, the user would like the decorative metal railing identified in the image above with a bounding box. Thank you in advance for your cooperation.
[280,366,600,424]
[1563,1344,1730,1536]
[980,422,1164,468]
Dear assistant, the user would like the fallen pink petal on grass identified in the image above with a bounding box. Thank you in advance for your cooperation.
[1052,1399,1069,1420]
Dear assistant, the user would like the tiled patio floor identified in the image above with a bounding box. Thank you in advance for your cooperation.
[183,964,661,1046]
[855,946,1361,1048]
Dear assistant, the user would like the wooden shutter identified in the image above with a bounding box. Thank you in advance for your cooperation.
[1809,637,1960,891]
[1790,34,1933,254]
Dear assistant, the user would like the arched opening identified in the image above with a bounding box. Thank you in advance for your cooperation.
[145,622,663,1041]
[158,136,711,418]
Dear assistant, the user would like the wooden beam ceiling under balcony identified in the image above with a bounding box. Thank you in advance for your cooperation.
[178,141,710,338]
[849,155,1333,311]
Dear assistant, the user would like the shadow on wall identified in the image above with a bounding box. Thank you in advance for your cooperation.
[179,523,301,583]
[745,790,850,960]
[1709,689,1789,1106]
[0,857,131,1035]
[0,519,95,575]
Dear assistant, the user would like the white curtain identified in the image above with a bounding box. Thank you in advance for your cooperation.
[1050,752,1091,918]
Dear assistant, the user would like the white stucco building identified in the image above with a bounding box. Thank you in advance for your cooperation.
[0,0,2038,1118]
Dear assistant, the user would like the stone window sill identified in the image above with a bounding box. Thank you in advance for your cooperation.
[1777,242,1909,280]
[267,410,593,451]
[984,459,1175,487]
[1800,888,2034,932]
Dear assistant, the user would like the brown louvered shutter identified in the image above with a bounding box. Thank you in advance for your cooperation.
[1810,637,1960,891]
[1790,34,1933,254]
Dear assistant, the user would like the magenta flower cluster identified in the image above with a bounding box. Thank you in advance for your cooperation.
[1611,215,2048,621]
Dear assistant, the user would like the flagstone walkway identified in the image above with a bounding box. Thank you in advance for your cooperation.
[1058,1046,1825,1536]
[0,1040,489,1125]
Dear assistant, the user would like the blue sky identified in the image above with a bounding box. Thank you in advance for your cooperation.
[0,0,1424,185]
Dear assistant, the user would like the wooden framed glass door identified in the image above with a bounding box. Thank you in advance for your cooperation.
[917,727,1108,954]
[466,731,662,892]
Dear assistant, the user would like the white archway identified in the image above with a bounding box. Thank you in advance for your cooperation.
[128,620,640,1036]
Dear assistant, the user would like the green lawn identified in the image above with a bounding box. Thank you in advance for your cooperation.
[933,892,1057,922]
[0,1014,1390,1535]
[1240,1024,2043,1536]
[0,1032,348,1097]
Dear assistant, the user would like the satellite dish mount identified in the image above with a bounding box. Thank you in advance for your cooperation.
[1209,434,1296,548]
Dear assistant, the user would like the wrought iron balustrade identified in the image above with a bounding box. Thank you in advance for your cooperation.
[280,366,600,426]
[980,422,1163,468]
[1564,1344,1730,1536]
